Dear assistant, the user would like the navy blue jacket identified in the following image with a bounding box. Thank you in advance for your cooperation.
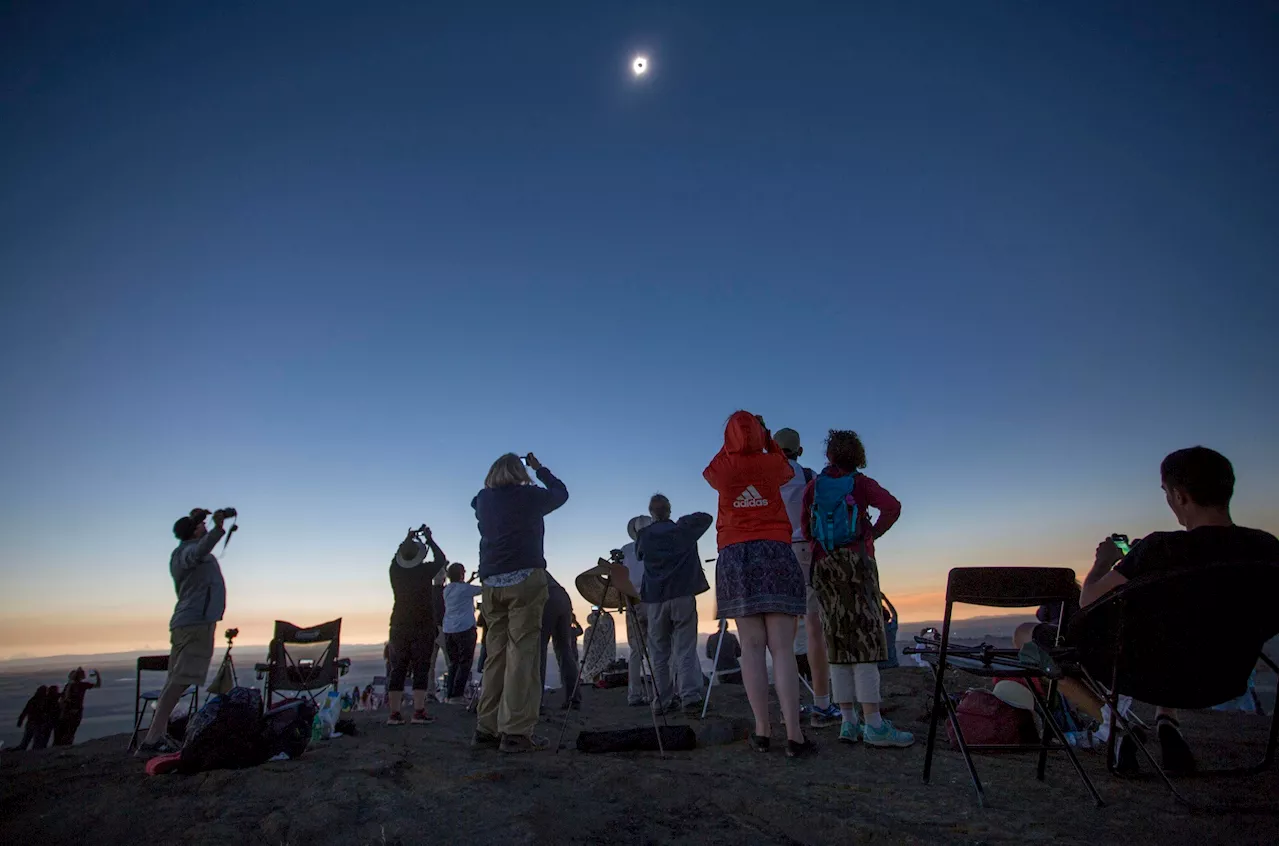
[472,467,569,580]
[636,513,713,604]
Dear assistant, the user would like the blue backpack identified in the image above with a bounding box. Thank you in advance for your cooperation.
[810,472,860,553]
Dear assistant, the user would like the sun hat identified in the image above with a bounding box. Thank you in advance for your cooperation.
[575,558,640,610]
[773,428,801,454]
[627,515,654,540]
[395,539,427,568]
[991,680,1036,712]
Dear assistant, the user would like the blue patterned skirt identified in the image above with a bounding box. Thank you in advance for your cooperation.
[715,540,806,619]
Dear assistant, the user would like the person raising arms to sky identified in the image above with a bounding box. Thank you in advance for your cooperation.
[704,411,814,758]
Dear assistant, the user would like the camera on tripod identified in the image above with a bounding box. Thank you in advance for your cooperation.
[224,627,240,644]
[609,548,625,564]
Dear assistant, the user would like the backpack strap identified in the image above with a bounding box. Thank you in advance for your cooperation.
[802,466,815,484]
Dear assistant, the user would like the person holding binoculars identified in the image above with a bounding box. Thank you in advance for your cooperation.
[137,507,237,756]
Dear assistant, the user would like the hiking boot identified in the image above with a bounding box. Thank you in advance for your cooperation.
[682,700,705,718]
[472,730,501,750]
[500,733,549,753]
[627,698,647,707]
[862,719,914,748]
[1158,719,1196,775]
[386,711,406,726]
[838,720,862,745]
[786,735,818,758]
[749,733,770,753]
[809,704,841,728]
[410,710,435,725]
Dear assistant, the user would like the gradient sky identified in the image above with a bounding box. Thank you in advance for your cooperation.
[1,2,1275,659]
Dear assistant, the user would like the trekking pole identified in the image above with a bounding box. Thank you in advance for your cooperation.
[701,617,727,720]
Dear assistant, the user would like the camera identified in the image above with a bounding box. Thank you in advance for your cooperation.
[609,549,625,564]
[220,507,238,518]
[225,627,240,641]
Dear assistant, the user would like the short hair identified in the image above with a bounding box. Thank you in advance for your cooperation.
[1161,446,1234,508]
[485,453,532,489]
[649,493,671,521]
[825,430,867,472]
[446,562,466,582]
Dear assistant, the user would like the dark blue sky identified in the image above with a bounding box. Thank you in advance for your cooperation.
[1,1,1275,654]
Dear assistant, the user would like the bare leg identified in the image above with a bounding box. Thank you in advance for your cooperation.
[413,689,427,714]
[389,690,403,715]
[142,683,188,745]
[765,613,803,743]
[736,615,771,737]
[1013,622,1104,721]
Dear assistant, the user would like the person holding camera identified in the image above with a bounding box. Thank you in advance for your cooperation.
[137,507,234,756]
[471,452,568,753]
[387,525,448,725]
[636,494,713,715]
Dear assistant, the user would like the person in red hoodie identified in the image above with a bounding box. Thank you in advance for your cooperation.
[801,429,913,748]
[704,411,814,758]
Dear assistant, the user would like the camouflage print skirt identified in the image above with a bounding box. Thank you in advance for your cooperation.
[811,545,887,665]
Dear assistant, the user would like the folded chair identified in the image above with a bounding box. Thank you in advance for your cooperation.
[127,655,199,751]
[1066,560,1278,803]
[254,618,351,708]
[910,567,1103,807]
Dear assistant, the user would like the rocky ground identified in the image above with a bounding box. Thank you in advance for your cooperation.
[1,666,1274,845]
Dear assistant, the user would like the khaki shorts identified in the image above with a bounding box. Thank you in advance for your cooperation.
[168,623,216,687]
[792,541,821,617]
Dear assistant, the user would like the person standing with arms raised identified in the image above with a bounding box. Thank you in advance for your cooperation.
[386,526,448,725]
[637,493,713,715]
[136,508,232,756]
[704,412,814,758]
[472,452,568,753]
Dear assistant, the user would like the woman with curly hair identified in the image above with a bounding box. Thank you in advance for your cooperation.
[801,429,912,748]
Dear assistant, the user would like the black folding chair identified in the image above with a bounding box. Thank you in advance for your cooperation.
[254,618,351,708]
[127,655,198,751]
[911,567,1103,807]
[1067,561,1278,804]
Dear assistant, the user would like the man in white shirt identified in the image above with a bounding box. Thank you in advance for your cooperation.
[622,515,654,705]
[774,428,840,727]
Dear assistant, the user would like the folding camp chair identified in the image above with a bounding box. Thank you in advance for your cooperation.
[254,618,351,708]
[1066,561,1278,804]
[127,655,198,751]
[910,567,1103,807]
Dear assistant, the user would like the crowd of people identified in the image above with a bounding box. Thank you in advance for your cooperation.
[68,413,1266,771]
[14,668,102,750]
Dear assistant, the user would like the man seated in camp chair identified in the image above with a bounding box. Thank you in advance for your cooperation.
[1015,446,1277,774]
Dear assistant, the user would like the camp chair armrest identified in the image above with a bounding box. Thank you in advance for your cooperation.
[336,658,352,675]
[253,662,271,678]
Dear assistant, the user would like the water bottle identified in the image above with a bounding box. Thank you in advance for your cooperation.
[310,713,323,744]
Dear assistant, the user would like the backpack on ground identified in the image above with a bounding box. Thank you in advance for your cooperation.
[945,689,1038,750]
[809,473,859,553]
[259,698,317,761]
[177,686,265,774]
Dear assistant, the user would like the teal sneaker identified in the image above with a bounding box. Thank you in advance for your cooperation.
[862,719,915,748]
[838,720,861,744]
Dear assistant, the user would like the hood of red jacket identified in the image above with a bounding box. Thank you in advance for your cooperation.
[723,411,766,455]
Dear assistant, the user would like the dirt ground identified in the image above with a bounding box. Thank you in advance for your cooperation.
[1,667,1274,846]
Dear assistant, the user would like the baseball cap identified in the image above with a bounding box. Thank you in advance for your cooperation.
[774,428,801,454]
[173,516,197,540]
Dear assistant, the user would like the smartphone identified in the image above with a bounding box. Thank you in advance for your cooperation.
[1110,533,1131,555]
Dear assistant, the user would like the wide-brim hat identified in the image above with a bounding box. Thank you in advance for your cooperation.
[992,680,1036,712]
[574,558,640,610]
[395,540,427,569]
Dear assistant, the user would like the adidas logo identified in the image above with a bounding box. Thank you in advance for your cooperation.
[733,486,769,508]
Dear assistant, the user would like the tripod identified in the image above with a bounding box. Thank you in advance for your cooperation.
[555,589,669,757]
[206,629,240,701]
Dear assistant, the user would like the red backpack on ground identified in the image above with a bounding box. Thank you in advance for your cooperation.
[946,689,1038,749]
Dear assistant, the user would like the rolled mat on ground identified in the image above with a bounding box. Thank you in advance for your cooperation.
[575,725,697,753]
